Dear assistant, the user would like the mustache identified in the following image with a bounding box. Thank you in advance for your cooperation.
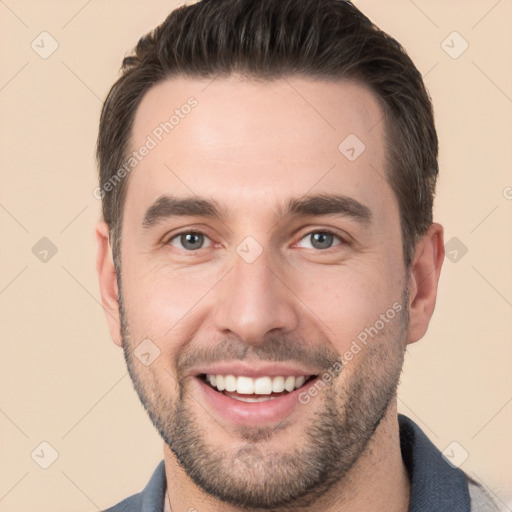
[176,335,341,375]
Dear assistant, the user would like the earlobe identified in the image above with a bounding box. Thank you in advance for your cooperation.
[95,220,122,347]
[406,223,445,345]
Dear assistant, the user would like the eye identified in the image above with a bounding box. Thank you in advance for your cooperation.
[168,231,212,251]
[296,230,343,250]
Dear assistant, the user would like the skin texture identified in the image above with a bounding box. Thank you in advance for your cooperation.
[96,76,444,512]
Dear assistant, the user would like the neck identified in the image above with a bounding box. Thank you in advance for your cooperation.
[163,404,410,512]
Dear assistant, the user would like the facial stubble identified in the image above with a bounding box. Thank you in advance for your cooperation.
[118,279,409,510]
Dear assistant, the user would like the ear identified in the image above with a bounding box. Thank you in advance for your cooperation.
[406,223,444,345]
[95,220,122,347]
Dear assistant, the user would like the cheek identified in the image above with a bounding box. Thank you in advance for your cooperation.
[120,259,224,344]
[290,261,404,353]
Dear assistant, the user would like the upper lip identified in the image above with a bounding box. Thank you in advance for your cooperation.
[191,361,321,378]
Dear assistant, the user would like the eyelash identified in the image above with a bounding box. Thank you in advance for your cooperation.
[165,228,349,252]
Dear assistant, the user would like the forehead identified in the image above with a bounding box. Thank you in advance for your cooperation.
[125,75,394,222]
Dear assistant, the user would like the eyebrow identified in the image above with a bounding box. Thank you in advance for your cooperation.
[277,193,372,225]
[142,193,372,228]
[142,196,227,228]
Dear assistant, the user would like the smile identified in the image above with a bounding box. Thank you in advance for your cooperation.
[193,371,320,424]
[201,374,316,402]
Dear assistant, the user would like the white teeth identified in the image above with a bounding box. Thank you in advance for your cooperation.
[272,376,285,393]
[254,376,273,395]
[236,376,254,394]
[230,395,278,403]
[294,376,306,388]
[205,374,312,395]
[216,375,225,391]
[284,376,296,392]
[224,375,237,392]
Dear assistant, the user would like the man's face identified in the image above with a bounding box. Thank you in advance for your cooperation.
[117,77,409,508]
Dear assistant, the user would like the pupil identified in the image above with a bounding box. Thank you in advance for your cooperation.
[182,233,203,250]
[312,232,332,249]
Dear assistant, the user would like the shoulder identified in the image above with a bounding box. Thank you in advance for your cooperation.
[101,460,166,512]
[398,415,499,512]
[102,493,142,512]
[468,479,500,512]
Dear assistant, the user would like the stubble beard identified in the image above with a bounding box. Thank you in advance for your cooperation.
[119,282,409,510]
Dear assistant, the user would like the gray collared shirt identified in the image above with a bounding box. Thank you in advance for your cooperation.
[103,414,498,511]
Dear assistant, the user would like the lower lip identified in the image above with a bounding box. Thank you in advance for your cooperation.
[194,377,314,426]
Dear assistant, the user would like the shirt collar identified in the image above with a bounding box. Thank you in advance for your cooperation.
[399,414,471,512]
[140,459,166,511]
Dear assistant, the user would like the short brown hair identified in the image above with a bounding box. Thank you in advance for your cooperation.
[97,0,438,268]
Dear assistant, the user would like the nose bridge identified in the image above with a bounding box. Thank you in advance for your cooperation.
[213,247,299,343]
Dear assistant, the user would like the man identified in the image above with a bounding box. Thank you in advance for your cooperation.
[94,0,498,510]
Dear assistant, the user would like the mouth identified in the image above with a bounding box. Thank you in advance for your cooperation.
[191,362,324,425]
[199,373,318,402]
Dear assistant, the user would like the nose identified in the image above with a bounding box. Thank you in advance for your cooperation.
[212,249,301,345]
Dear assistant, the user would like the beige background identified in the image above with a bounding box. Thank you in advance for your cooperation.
[0,0,511,510]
